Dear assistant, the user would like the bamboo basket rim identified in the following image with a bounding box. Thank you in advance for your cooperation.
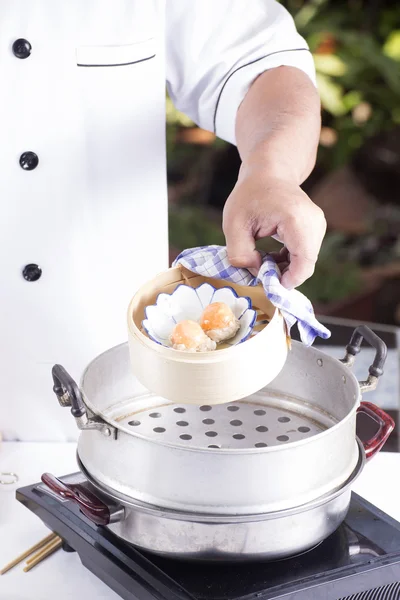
[127,265,284,360]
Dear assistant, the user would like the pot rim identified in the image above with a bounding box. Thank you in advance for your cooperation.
[80,342,361,455]
[77,437,365,524]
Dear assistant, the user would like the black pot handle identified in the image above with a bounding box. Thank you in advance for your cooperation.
[345,325,387,378]
[51,365,117,438]
[52,364,86,419]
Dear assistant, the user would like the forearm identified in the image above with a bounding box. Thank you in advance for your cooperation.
[235,66,321,185]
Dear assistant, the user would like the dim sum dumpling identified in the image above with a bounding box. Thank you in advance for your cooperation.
[169,320,217,352]
[200,302,240,343]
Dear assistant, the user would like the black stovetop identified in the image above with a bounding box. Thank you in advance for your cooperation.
[17,476,400,600]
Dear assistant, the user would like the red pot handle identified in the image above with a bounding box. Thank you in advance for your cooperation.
[357,401,395,460]
[41,473,111,526]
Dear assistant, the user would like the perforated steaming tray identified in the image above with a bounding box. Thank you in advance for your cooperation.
[106,391,335,450]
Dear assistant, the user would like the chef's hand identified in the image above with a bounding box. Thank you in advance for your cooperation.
[222,163,326,289]
[226,67,325,289]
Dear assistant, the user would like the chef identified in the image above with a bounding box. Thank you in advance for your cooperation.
[1,0,326,441]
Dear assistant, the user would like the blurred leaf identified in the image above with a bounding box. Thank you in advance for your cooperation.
[293,0,329,29]
[316,73,347,116]
[313,54,347,76]
[336,32,400,94]
[383,30,400,61]
[342,90,363,111]
[294,4,319,29]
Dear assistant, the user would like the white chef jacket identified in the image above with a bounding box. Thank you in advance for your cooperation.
[0,0,315,442]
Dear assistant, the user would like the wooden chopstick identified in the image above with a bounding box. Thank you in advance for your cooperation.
[0,532,57,575]
[23,537,62,572]
[25,536,62,566]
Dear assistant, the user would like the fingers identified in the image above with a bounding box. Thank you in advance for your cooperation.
[223,218,262,272]
[280,207,326,289]
[281,254,315,289]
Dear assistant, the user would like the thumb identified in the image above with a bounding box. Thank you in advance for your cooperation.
[224,222,262,272]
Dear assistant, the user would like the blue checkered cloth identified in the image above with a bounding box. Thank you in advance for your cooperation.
[173,245,331,346]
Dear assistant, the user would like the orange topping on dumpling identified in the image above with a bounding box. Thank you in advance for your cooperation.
[170,320,207,349]
[200,302,236,331]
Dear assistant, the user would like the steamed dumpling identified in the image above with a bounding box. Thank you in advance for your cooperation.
[200,302,240,343]
[169,320,217,352]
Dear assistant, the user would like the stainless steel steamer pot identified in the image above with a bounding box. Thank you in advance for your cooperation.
[48,326,393,516]
[43,326,394,560]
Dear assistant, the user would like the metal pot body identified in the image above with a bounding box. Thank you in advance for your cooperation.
[46,441,364,562]
[64,326,391,515]
[108,487,353,562]
[76,342,358,513]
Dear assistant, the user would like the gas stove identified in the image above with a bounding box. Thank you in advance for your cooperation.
[17,474,400,600]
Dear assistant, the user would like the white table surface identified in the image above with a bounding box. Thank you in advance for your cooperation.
[1,442,400,600]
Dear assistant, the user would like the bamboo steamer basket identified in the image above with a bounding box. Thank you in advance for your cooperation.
[127,265,289,405]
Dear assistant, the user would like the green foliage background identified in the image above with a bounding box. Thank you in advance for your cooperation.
[283,0,400,169]
[167,1,400,305]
